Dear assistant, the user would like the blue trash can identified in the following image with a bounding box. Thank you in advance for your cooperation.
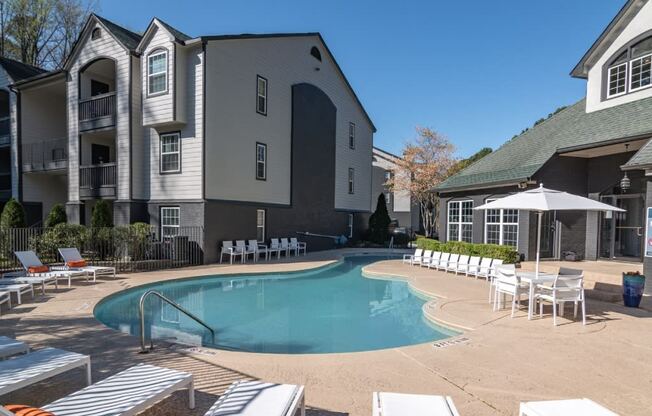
[622,273,645,308]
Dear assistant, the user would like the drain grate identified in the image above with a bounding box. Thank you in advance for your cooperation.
[433,336,469,349]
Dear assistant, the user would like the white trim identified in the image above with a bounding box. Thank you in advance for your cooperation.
[160,206,180,238]
[348,168,355,194]
[348,122,356,149]
[447,200,473,242]
[483,198,519,247]
[256,143,267,180]
[256,209,266,242]
[256,76,267,115]
[348,213,354,238]
[147,50,168,96]
[629,52,652,92]
[607,62,628,98]
[160,133,181,173]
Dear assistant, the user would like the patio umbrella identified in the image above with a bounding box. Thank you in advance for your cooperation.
[474,184,625,276]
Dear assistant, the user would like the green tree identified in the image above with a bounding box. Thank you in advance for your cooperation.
[0,198,26,228]
[447,147,492,177]
[45,203,66,227]
[91,200,112,228]
[368,194,391,244]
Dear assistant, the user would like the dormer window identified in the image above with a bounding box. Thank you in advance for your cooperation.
[91,27,101,40]
[605,34,652,99]
[148,50,168,95]
[607,51,627,97]
[630,37,652,91]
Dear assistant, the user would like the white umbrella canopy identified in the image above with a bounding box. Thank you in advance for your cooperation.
[474,185,625,276]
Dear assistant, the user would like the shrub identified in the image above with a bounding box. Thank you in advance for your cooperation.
[91,200,113,228]
[32,223,89,263]
[113,222,152,260]
[415,237,519,263]
[0,198,26,228]
[368,194,391,244]
[45,204,67,228]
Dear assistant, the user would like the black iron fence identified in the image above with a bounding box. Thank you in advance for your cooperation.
[0,225,204,273]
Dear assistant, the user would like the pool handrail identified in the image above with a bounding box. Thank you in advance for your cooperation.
[139,289,216,353]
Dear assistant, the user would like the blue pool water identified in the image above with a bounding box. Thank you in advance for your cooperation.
[94,255,456,354]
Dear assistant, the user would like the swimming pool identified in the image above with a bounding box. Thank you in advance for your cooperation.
[94,255,456,354]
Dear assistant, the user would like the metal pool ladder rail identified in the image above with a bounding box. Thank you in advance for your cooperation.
[139,289,216,353]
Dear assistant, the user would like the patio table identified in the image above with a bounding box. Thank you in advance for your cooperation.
[516,271,556,320]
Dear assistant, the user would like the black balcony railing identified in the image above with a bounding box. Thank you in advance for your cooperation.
[22,139,68,172]
[79,92,116,131]
[79,163,116,198]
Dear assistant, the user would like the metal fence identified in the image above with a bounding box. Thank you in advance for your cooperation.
[0,225,204,273]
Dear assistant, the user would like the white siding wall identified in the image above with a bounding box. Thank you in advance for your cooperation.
[131,55,149,200]
[142,26,177,126]
[23,174,67,222]
[204,37,373,211]
[586,0,652,112]
[21,86,67,145]
[148,44,203,200]
[67,22,131,201]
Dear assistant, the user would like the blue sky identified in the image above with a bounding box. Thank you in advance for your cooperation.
[99,0,624,158]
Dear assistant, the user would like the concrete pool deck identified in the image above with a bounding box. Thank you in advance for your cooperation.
[0,248,650,415]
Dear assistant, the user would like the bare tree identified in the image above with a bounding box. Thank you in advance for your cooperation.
[387,127,456,238]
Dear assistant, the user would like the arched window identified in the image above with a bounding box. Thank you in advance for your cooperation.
[147,49,168,95]
[310,46,322,62]
[91,27,101,40]
[605,34,652,98]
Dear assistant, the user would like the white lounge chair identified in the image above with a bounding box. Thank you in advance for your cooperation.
[0,273,58,295]
[220,241,243,264]
[248,240,269,261]
[454,255,470,275]
[535,269,586,326]
[519,398,618,416]
[475,257,493,280]
[0,291,10,315]
[281,238,297,256]
[434,252,450,271]
[42,363,195,416]
[205,380,305,416]
[403,248,423,265]
[14,251,88,288]
[493,264,528,317]
[419,250,433,267]
[444,253,460,273]
[465,256,481,277]
[0,283,33,304]
[373,392,459,416]
[271,238,287,257]
[426,251,442,269]
[236,240,256,263]
[290,237,307,255]
[0,336,29,360]
[0,347,91,396]
[58,247,116,281]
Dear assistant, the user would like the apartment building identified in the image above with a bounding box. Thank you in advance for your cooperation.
[7,14,375,261]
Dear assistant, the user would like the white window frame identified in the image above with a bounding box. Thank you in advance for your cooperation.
[348,168,355,194]
[256,75,267,115]
[160,133,180,173]
[484,198,519,247]
[385,192,391,207]
[348,213,354,238]
[447,200,473,242]
[147,50,168,96]
[629,53,652,92]
[349,122,356,149]
[256,209,266,242]
[607,62,628,98]
[160,206,180,239]
[256,142,267,180]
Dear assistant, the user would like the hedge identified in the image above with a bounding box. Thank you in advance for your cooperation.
[415,237,519,264]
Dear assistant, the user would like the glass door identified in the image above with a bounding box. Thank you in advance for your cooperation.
[539,211,557,259]
[600,194,644,260]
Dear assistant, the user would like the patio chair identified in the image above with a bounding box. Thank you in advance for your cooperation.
[290,237,307,255]
[281,238,297,256]
[0,336,29,360]
[403,248,423,265]
[444,253,460,273]
[493,264,528,317]
[204,380,305,416]
[14,251,89,288]
[475,257,493,280]
[519,398,618,416]
[236,240,256,263]
[58,247,116,281]
[426,251,442,268]
[454,255,470,275]
[0,283,33,304]
[41,363,195,415]
[534,271,586,326]
[270,238,287,257]
[418,250,433,267]
[372,392,459,416]
[466,256,481,277]
[220,241,243,264]
[0,273,58,295]
[248,240,269,261]
[434,252,450,271]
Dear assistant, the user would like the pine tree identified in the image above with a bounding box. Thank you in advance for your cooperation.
[45,204,67,227]
[368,194,391,244]
[91,200,112,228]
[0,198,26,228]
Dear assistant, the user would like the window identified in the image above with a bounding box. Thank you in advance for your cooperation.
[484,198,518,247]
[348,168,355,194]
[148,50,168,95]
[604,35,652,98]
[384,170,392,183]
[349,122,355,149]
[256,143,267,180]
[348,213,354,238]
[608,63,627,97]
[447,200,473,242]
[161,207,180,238]
[256,209,266,242]
[385,192,391,206]
[310,46,322,62]
[256,75,267,115]
[630,54,651,91]
[160,133,180,173]
[91,27,101,40]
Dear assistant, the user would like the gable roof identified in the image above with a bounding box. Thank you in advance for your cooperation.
[135,18,192,53]
[437,97,652,192]
[0,57,46,82]
[571,0,647,78]
[157,18,191,42]
[93,14,142,50]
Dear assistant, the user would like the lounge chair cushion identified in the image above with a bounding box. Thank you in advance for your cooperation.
[27,266,48,274]
[66,260,87,268]
[206,381,301,416]
[376,392,457,416]
[4,405,53,416]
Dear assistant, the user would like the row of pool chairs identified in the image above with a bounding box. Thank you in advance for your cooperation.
[220,237,307,264]
[403,248,505,280]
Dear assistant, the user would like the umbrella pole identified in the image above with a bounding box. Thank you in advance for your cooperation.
[535,211,542,277]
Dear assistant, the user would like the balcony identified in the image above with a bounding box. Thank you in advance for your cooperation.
[79,92,116,132]
[79,163,116,199]
[22,139,68,172]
